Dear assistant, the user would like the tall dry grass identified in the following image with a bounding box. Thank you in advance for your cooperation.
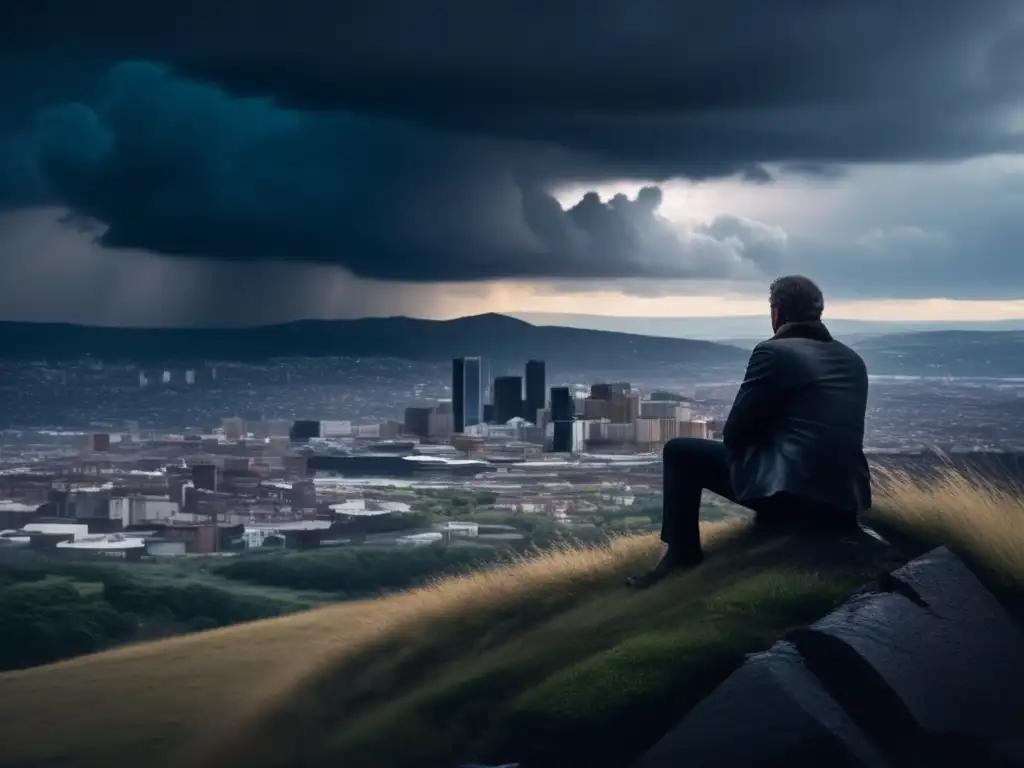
[871,464,1024,587]
[186,519,875,768]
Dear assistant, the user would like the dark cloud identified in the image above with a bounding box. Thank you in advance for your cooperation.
[6,1,1023,166]
[0,0,1022,292]
[0,61,780,282]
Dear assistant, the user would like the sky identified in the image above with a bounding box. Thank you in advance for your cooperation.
[3,1,1024,326]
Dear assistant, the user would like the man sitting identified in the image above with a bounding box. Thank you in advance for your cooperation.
[628,275,872,589]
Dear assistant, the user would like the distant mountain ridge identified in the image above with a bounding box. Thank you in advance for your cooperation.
[5,314,1024,376]
[0,313,748,368]
[852,329,1024,377]
[513,311,1024,341]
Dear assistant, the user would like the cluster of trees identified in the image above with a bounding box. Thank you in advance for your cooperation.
[412,489,500,518]
[333,511,432,536]
[215,544,507,594]
[0,581,136,671]
[0,562,283,672]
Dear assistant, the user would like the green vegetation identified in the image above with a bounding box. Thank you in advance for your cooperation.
[411,488,500,517]
[214,544,509,594]
[318,562,871,768]
[0,490,796,676]
[0,580,137,671]
[0,560,286,671]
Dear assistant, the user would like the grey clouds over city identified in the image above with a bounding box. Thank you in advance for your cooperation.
[2,1,1024,323]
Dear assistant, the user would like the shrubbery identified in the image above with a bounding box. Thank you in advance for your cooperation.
[215,544,506,594]
[0,582,137,671]
[102,574,282,626]
[0,562,284,672]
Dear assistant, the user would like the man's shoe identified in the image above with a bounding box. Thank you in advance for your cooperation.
[627,548,704,589]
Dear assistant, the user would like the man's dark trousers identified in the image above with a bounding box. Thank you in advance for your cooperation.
[662,437,858,556]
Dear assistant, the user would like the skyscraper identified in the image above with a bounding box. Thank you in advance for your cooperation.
[452,357,484,433]
[493,376,523,423]
[525,360,546,425]
[403,406,434,439]
[591,382,630,400]
[552,421,573,453]
[550,386,574,452]
[452,358,464,433]
[550,386,573,422]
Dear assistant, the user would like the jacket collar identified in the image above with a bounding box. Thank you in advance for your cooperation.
[772,320,833,342]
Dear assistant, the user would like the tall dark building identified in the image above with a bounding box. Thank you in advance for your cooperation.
[524,360,546,425]
[452,358,464,433]
[550,387,573,422]
[192,464,218,492]
[483,404,495,424]
[290,420,321,443]
[649,391,690,403]
[403,406,434,439]
[452,357,484,433]
[552,421,573,453]
[550,385,574,452]
[591,382,631,400]
[493,376,523,424]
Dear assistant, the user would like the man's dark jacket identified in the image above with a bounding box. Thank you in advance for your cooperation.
[722,320,872,514]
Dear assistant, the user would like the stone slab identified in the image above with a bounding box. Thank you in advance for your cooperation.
[805,546,1024,738]
[990,736,1024,767]
[634,642,888,768]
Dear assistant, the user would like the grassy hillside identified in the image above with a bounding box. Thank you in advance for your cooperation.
[0,469,1020,768]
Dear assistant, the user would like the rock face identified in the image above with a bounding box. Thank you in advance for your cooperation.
[636,547,1024,768]
[637,642,886,768]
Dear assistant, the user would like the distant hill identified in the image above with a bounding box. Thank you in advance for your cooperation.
[6,315,1024,376]
[721,329,1024,377]
[513,312,1024,342]
[855,330,1024,377]
[0,313,749,368]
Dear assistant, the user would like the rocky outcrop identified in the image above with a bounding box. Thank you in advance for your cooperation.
[636,547,1024,767]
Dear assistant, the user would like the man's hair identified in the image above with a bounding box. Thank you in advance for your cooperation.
[769,275,825,324]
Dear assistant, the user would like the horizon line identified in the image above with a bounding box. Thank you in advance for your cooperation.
[4,311,1024,332]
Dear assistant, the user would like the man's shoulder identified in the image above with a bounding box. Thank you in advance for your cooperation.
[758,335,867,369]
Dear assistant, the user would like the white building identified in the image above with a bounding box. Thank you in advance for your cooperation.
[0,530,31,548]
[321,420,354,438]
[56,533,147,559]
[242,520,333,549]
[640,401,691,421]
[23,522,90,540]
[354,424,380,438]
[438,521,479,538]
[0,501,37,514]
[114,496,180,527]
[397,532,444,547]
[147,540,187,556]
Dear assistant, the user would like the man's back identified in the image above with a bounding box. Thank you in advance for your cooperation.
[723,320,872,514]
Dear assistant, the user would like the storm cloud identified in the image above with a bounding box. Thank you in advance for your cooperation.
[1,0,1024,307]
[0,59,786,282]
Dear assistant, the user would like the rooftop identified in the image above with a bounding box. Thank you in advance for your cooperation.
[0,501,36,513]
[56,534,146,550]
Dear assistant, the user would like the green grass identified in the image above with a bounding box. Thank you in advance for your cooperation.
[325,567,868,768]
